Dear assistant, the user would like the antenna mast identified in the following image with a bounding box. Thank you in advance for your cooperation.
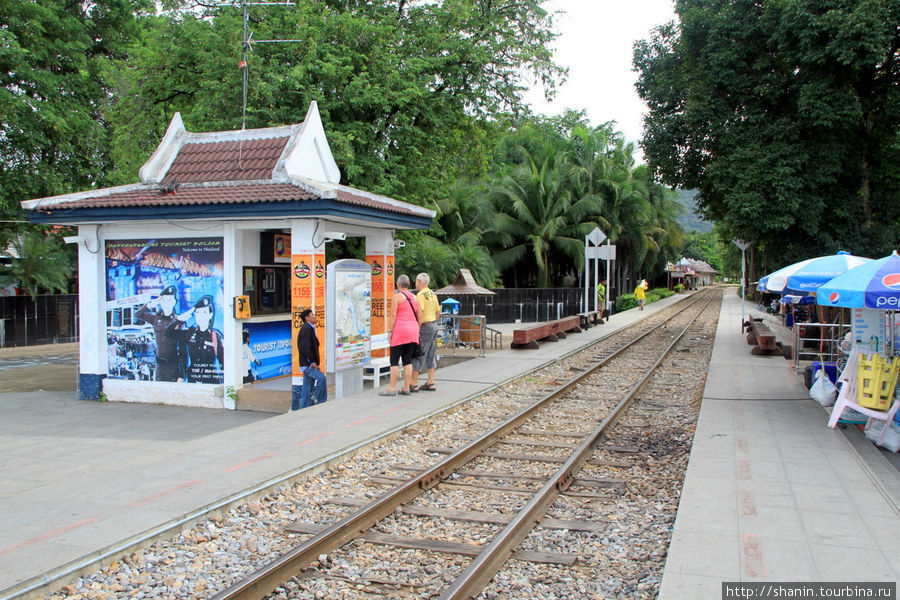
[208,1,301,130]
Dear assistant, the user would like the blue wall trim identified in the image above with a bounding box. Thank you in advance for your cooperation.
[80,373,107,401]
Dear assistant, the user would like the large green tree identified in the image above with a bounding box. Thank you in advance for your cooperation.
[635,0,900,266]
[103,0,564,205]
[0,0,147,216]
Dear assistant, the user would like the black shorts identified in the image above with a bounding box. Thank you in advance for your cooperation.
[390,342,417,367]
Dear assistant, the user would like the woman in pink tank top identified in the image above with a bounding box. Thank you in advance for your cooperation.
[380,274,420,396]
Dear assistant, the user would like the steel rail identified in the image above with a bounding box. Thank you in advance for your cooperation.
[439,289,718,599]
[211,289,718,600]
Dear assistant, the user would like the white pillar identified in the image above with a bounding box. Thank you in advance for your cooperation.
[222,222,240,408]
[76,225,106,399]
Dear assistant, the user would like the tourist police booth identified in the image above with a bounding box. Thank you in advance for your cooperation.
[21,102,434,410]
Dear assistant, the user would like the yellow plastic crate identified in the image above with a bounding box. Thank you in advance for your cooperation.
[857,353,900,411]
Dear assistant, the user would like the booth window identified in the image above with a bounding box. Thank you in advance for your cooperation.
[244,266,290,314]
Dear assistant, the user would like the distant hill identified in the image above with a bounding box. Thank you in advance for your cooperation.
[674,189,713,233]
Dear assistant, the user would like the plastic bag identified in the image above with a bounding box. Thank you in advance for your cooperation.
[809,369,837,407]
[864,420,900,453]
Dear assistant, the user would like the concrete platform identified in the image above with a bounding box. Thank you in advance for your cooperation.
[0,292,681,598]
[659,289,900,599]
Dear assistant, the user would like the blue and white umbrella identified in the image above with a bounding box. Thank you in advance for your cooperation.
[763,251,873,294]
[816,252,900,309]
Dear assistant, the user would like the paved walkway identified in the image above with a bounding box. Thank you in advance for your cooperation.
[0,293,679,598]
[659,291,900,598]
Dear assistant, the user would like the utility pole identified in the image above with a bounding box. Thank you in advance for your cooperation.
[733,240,751,332]
[207,1,301,129]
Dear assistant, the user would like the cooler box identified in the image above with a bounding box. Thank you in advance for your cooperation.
[458,316,482,345]
[811,361,838,385]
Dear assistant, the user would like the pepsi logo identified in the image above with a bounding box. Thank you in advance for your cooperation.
[829,292,840,303]
[882,273,900,288]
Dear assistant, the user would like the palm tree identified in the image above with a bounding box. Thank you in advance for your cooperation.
[490,142,602,288]
[427,179,501,288]
[0,228,73,299]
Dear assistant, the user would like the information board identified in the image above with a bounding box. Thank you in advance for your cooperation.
[325,259,372,371]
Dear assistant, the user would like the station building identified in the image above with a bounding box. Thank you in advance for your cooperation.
[21,102,434,409]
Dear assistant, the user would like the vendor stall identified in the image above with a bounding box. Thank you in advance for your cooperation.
[817,252,900,451]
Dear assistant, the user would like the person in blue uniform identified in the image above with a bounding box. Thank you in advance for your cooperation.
[166,295,224,384]
[135,285,183,381]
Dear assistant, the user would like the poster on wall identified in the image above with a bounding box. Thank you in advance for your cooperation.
[273,233,291,263]
[242,321,292,382]
[105,238,225,384]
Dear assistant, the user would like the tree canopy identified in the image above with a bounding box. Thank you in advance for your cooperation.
[102,0,564,205]
[415,114,684,289]
[0,0,147,217]
[635,0,900,267]
[2,0,688,295]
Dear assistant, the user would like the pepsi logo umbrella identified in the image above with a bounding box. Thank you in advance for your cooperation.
[816,251,900,309]
[762,251,873,293]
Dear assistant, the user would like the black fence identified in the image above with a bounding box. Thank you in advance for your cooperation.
[440,288,600,323]
[0,294,79,347]
[0,288,599,347]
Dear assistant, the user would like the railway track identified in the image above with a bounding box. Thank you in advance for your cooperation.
[212,288,720,600]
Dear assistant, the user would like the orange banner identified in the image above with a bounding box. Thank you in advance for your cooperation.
[314,253,326,371]
[291,254,313,377]
[367,254,389,357]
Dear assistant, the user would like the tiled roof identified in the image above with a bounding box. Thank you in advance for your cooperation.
[162,137,290,183]
[27,182,424,217]
[22,103,435,225]
[434,269,495,296]
[676,257,718,274]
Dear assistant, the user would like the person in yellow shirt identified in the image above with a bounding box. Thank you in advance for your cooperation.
[596,278,607,323]
[410,272,441,392]
[635,280,647,311]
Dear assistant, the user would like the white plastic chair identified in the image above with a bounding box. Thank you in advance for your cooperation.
[827,348,900,446]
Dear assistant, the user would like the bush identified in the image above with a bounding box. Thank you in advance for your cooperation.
[647,288,673,301]
[615,287,671,312]
[674,283,684,292]
[616,293,638,312]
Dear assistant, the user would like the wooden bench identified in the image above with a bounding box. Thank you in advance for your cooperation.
[511,315,582,349]
[746,318,780,355]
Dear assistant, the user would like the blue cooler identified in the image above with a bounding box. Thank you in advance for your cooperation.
[811,361,838,385]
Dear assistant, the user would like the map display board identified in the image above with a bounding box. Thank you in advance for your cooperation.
[326,259,372,371]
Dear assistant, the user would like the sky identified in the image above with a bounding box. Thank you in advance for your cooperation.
[523,1,678,160]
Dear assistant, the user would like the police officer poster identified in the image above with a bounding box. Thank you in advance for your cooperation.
[105,238,225,384]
